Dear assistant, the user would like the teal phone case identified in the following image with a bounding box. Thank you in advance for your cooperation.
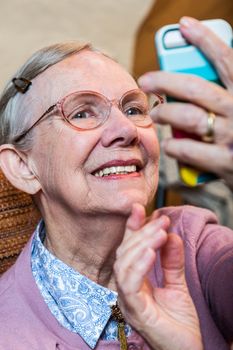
[155,19,233,186]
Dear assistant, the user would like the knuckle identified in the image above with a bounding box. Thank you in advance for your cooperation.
[178,144,195,162]
[183,108,203,131]
[218,45,233,70]
[182,105,205,134]
[219,146,233,173]
[184,77,204,101]
[151,104,165,123]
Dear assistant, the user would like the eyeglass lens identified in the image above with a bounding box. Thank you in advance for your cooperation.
[62,90,161,130]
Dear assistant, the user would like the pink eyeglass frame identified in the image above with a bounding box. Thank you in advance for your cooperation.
[14,88,164,143]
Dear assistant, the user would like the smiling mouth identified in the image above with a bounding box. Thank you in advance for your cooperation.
[93,164,139,177]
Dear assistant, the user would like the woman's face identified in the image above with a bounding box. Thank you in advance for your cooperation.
[27,50,160,217]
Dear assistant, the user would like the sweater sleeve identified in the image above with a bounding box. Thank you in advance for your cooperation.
[196,223,233,343]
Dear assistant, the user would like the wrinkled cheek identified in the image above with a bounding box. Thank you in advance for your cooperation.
[145,125,160,157]
[30,131,65,194]
[144,128,160,199]
[147,163,159,201]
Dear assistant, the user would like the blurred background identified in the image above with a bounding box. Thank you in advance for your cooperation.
[1,0,233,89]
[0,0,153,89]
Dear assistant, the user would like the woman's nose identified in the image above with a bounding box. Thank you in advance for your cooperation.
[101,106,140,148]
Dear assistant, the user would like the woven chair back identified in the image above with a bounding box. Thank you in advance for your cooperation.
[0,169,40,275]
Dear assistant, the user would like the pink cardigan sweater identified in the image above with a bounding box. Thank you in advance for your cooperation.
[0,205,232,350]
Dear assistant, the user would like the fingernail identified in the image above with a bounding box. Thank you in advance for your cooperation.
[153,215,169,230]
[161,138,170,150]
[156,229,167,240]
[146,227,165,238]
[180,16,197,29]
[149,107,158,120]
[138,74,152,89]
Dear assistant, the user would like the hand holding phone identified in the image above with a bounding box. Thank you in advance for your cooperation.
[154,19,233,186]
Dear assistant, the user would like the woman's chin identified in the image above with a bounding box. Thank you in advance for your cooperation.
[106,189,154,215]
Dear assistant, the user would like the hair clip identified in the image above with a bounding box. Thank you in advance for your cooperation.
[12,77,32,94]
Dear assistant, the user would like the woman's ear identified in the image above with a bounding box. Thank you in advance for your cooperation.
[0,144,41,194]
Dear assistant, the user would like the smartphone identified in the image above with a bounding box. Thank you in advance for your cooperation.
[155,19,233,187]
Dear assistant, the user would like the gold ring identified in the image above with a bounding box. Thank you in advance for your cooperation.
[202,111,216,143]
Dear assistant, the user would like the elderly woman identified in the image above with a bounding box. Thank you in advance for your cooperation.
[0,33,232,350]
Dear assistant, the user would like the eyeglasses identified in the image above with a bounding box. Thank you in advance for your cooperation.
[14,89,164,142]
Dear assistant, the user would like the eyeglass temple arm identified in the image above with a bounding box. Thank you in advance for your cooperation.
[13,104,56,143]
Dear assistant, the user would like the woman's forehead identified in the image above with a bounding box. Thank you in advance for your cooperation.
[19,50,138,118]
[33,51,137,100]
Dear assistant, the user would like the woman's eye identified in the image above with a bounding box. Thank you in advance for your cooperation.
[71,110,92,119]
[125,107,144,116]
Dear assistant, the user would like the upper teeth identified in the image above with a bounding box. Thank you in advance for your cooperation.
[94,165,137,177]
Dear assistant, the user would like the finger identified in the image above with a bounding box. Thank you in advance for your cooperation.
[162,138,233,175]
[118,203,146,249]
[150,209,164,220]
[117,214,170,260]
[143,208,169,223]
[116,216,169,259]
[126,203,146,231]
[179,17,233,90]
[160,233,186,288]
[115,227,167,294]
[139,71,233,117]
[115,225,168,287]
[151,102,208,135]
[152,102,233,144]
[117,227,167,266]
[115,247,156,295]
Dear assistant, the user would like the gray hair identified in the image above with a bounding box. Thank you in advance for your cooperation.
[0,41,93,150]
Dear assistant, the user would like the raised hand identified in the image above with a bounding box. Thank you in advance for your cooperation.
[138,17,233,190]
[114,203,203,350]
